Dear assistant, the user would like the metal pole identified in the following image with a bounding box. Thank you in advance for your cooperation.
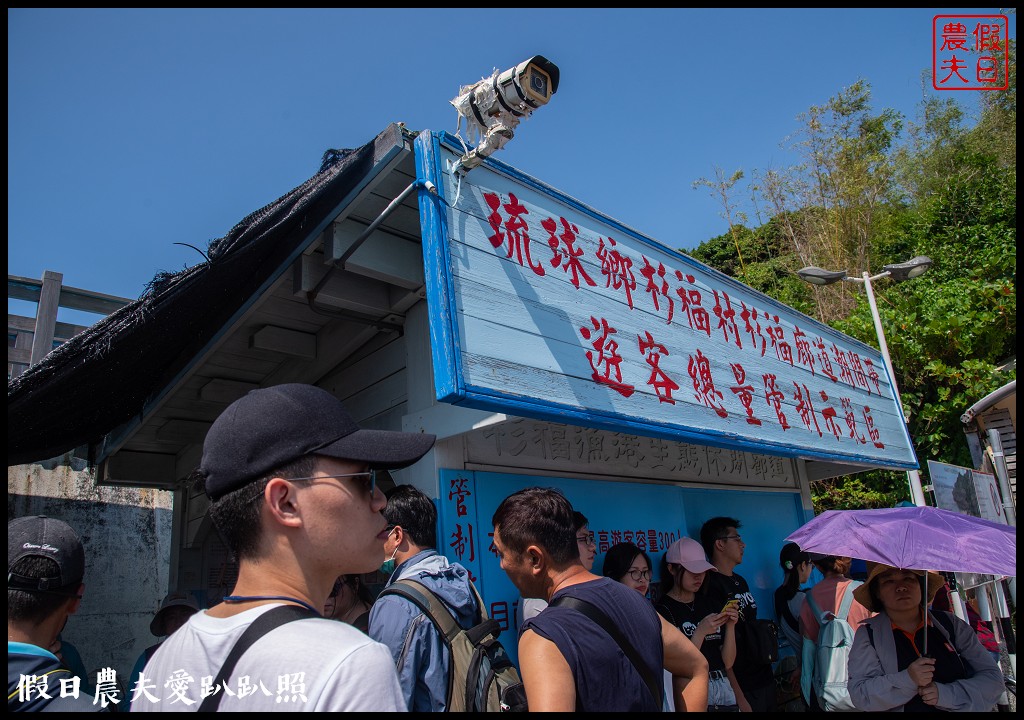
[949,588,968,621]
[986,429,1017,527]
[860,271,928,507]
[985,428,1016,613]
[992,580,1017,679]
[977,585,1012,708]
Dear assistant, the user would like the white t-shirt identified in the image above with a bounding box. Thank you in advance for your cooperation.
[130,604,407,712]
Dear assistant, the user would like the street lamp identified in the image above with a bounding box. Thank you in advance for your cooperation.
[797,256,933,507]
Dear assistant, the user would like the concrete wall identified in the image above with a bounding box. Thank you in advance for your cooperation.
[8,455,173,697]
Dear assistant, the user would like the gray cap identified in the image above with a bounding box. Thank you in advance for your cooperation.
[8,516,85,592]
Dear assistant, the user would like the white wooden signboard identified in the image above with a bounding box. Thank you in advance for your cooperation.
[415,131,918,470]
[928,459,1006,524]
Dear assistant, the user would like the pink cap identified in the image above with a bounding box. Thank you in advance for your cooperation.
[666,537,717,574]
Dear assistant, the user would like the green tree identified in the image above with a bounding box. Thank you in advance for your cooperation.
[687,67,1016,513]
[692,167,750,285]
[782,80,904,325]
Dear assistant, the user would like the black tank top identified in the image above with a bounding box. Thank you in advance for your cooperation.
[524,577,664,712]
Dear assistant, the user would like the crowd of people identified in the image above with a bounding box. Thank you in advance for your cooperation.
[8,383,1009,713]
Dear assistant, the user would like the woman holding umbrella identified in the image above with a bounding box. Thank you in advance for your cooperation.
[847,563,1003,712]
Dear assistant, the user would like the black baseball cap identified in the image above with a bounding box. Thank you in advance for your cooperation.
[200,383,436,501]
[8,516,86,592]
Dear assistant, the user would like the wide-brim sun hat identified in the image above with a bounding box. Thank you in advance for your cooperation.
[853,561,945,613]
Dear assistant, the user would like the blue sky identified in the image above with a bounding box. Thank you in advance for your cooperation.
[8,8,1014,326]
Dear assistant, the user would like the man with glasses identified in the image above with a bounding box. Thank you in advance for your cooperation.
[517,510,595,632]
[493,488,709,712]
[368,485,479,711]
[700,516,775,712]
[132,383,435,712]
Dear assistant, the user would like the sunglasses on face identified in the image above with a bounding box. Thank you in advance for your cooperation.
[290,469,378,496]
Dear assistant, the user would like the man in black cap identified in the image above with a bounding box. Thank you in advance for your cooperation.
[131,383,435,712]
[8,515,106,711]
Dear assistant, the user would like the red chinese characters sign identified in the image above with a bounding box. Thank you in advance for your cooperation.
[932,14,1010,91]
[416,132,918,471]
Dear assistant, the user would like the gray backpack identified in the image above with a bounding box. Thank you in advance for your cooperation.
[805,581,861,712]
[379,579,526,712]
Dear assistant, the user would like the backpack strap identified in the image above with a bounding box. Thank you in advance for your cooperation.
[806,581,861,626]
[805,589,825,624]
[779,592,801,634]
[929,609,956,642]
[197,605,317,712]
[549,595,661,707]
[836,581,861,622]
[927,609,970,672]
[380,578,498,713]
[381,578,492,644]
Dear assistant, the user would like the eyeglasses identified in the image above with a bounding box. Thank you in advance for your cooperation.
[718,534,742,542]
[627,568,651,582]
[576,532,596,546]
[291,469,377,497]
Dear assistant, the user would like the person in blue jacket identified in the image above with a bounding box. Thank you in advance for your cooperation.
[367,484,479,712]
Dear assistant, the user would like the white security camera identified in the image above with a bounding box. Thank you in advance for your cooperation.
[492,55,560,115]
[450,56,560,174]
[452,56,560,130]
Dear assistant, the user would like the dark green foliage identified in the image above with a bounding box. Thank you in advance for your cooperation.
[811,472,907,511]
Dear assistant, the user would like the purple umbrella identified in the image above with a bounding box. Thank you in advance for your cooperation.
[785,506,1015,577]
[786,506,1015,654]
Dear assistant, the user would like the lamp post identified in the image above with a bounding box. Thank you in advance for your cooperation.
[797,256,933,507]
